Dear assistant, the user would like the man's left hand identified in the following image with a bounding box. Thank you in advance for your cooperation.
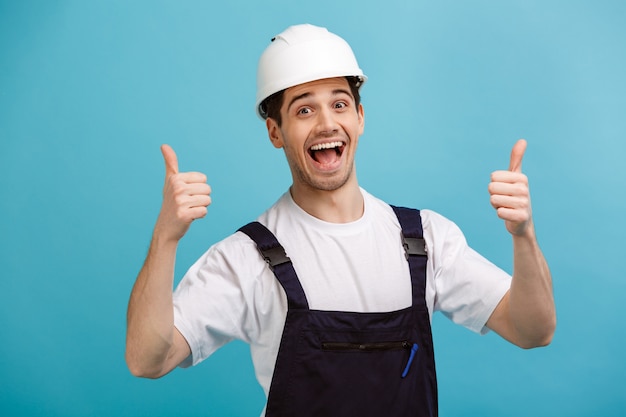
[488,139,532,237]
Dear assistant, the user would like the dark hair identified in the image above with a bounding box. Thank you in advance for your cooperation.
[260,76,363,126]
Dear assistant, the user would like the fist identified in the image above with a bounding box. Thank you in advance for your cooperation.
[156,144,212,242]
[488,139,532,236]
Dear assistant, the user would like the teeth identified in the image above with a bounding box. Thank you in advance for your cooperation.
[310,141,343,151]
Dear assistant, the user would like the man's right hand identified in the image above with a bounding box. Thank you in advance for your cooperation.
[126,144,203,378]
[155,144,212,242]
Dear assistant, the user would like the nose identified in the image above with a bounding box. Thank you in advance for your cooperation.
[314,106,339,136]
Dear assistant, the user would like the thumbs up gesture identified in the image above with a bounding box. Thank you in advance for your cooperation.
[155,144,212,242]
[488,139,532,237]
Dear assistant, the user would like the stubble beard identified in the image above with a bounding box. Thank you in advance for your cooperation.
[290,159,354,193]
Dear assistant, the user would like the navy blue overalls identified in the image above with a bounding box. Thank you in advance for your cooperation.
[238,206,438,417]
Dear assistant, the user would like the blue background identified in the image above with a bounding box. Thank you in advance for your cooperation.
[1,1,625,416]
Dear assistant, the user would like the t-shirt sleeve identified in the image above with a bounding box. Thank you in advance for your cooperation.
[172,232,269,367]
[423,210,511,335]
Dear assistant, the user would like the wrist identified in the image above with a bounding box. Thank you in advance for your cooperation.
[150,227,181,252]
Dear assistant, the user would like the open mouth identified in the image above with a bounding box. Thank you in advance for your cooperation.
[308,141,345,166]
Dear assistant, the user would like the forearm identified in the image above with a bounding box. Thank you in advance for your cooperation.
[125,235,179,377]
[125,144,209,377]
[487,140,556,348]
[508,224,556,347]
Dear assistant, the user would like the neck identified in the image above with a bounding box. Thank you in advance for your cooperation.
[290,179,364,224]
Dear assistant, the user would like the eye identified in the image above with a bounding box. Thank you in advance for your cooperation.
[297,107,312,115]
[334,101,348,110]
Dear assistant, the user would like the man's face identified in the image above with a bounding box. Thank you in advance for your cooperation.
[266,77,364,195]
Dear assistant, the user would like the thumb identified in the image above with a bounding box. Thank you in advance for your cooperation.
[508,139,527,173]
[161,144,179,177]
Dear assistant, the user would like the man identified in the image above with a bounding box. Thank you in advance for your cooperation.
[126,24,555,416]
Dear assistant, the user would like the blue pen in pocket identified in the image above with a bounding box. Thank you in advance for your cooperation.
[401,343,419,378]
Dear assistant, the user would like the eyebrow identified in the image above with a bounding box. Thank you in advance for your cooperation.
[286,88,354,113]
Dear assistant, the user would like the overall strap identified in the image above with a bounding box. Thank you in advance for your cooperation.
[238,222,309,310]
[391,206,428,307]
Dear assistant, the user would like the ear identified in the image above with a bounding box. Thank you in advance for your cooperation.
[266,117,284,149]
[357,103,365,135]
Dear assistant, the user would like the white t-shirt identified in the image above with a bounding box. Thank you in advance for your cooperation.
[173,188,511,397]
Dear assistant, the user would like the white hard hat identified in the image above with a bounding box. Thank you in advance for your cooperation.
[255,24,367,119]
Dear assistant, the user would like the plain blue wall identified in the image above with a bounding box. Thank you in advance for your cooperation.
[1,1,625,416]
